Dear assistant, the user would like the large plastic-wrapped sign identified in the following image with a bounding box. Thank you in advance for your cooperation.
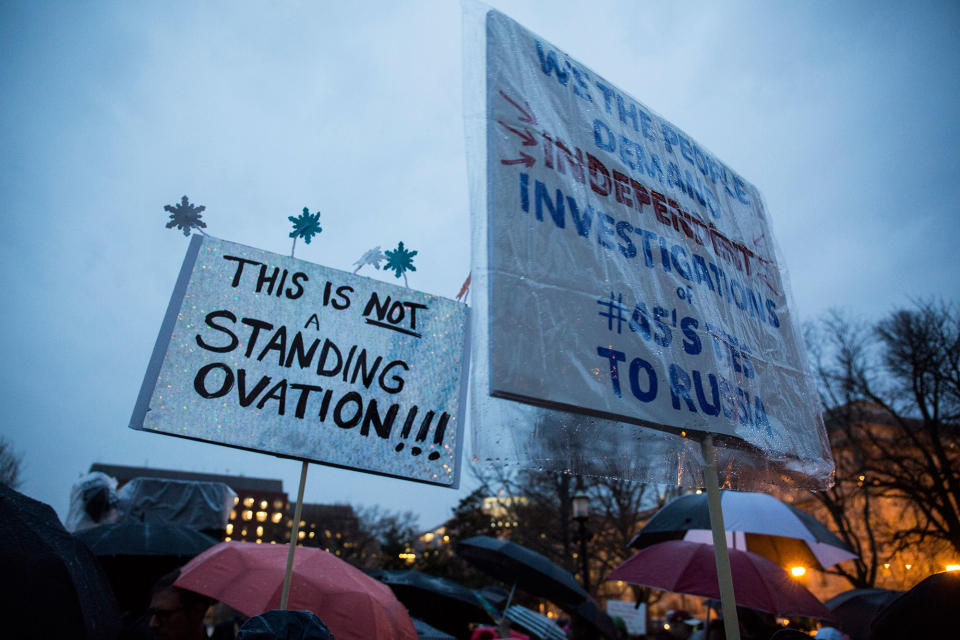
[465,5,832,485]
[131,235,468,488]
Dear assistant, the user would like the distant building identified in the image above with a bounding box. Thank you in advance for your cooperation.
[773,402,960,597]
[90,463,289,544]
[292,502,361,556]
[482,495,527,532]
[406,523,452,565]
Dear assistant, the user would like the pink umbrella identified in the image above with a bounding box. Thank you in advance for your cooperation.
[174,541,416,640]
[606,540,832,619]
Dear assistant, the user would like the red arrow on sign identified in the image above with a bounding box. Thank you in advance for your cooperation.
[498,120,537,146]
[501,152,536,168]
[499,90,538,125]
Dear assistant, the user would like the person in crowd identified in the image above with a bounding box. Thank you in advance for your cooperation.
[210,612,246,640]
[813,627,850,640]
[610,616,629,640]
[736,608,778,640]
[769,630,812,640]
[566,613,601,639]
[655,610,697,640]
[235,610,334,640]
[689,617,724,640]
[688,607,777,640]
[147,569,213,640]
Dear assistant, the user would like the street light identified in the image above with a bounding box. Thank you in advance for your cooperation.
[572,490,591,594]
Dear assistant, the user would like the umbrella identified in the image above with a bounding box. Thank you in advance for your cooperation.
[475,584,510,609]
[824,588,902,640]
[456,536,589,608]
[607,540,833,619]
[76,520,219,613]
[175,541,416,640]
[77,520,219,556]
[504,604,566,640]
[411,618,456,640]
[0,484,121,639]
[369,569,492,637]
[573,597,619,639]
[236,609,334,640]
[628,490,857,569]
[867,570,960,639]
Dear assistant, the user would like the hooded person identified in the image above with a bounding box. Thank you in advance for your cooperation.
[235,610,334,640]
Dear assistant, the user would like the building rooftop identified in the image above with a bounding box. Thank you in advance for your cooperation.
[90,463,284,493]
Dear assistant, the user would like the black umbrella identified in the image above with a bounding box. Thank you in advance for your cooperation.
[628,491,856,569]
[0,484,121,639]
[369,569,492,637]
[573,597,619,639]
[475,584,510,608]
[410,618,456,640]
[77,520,219,556]
[76,520,218,613]
[456,536,589,609]
[868,571,960,640]
[824,588,902,640]
[236,609,334,640]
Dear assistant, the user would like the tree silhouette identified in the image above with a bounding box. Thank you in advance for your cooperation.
[0,437,23,490]
[806,300,960,586]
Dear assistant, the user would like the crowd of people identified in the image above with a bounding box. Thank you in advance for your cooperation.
[130,569,960,640]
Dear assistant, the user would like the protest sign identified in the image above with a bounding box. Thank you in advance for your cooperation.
[480,9,822,448]
[131,235,468,487]
[605,601,646,636]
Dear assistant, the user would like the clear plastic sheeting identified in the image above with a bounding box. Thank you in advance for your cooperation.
[462,2,834,489]
[117,478,236,531]
[66,471,122,532]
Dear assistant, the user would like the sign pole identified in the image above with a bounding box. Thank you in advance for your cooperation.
[701,435,741,640]
[280,460,309,609]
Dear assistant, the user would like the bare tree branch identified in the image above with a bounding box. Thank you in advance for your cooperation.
[807,300,960,589]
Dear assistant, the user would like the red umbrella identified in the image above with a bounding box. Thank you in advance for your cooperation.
[606,540,832,619]
[174,541,416,640]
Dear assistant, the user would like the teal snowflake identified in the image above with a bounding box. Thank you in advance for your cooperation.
[384,241,417,279]
[288,207,322,244]
[164,196,207,236]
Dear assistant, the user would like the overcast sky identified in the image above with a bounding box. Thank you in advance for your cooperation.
[2,0,958,529]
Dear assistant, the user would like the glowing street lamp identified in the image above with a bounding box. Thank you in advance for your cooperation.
[572,490,591,593]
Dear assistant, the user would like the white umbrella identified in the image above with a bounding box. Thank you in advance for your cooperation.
[628,490,857,569]
[504,605,566,640]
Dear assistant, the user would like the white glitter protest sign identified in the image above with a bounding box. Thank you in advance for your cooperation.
[131,235,468,487]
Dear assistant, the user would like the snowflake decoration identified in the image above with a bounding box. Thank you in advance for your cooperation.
[164,196,207,236]
[353,246,387,273]
[288,207,322,244]
[384,241,417,279]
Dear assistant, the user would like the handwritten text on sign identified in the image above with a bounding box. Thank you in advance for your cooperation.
[485,9,820,447]
[131,235,468,487]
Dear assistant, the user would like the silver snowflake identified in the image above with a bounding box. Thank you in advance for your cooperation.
[353,246,387,273]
